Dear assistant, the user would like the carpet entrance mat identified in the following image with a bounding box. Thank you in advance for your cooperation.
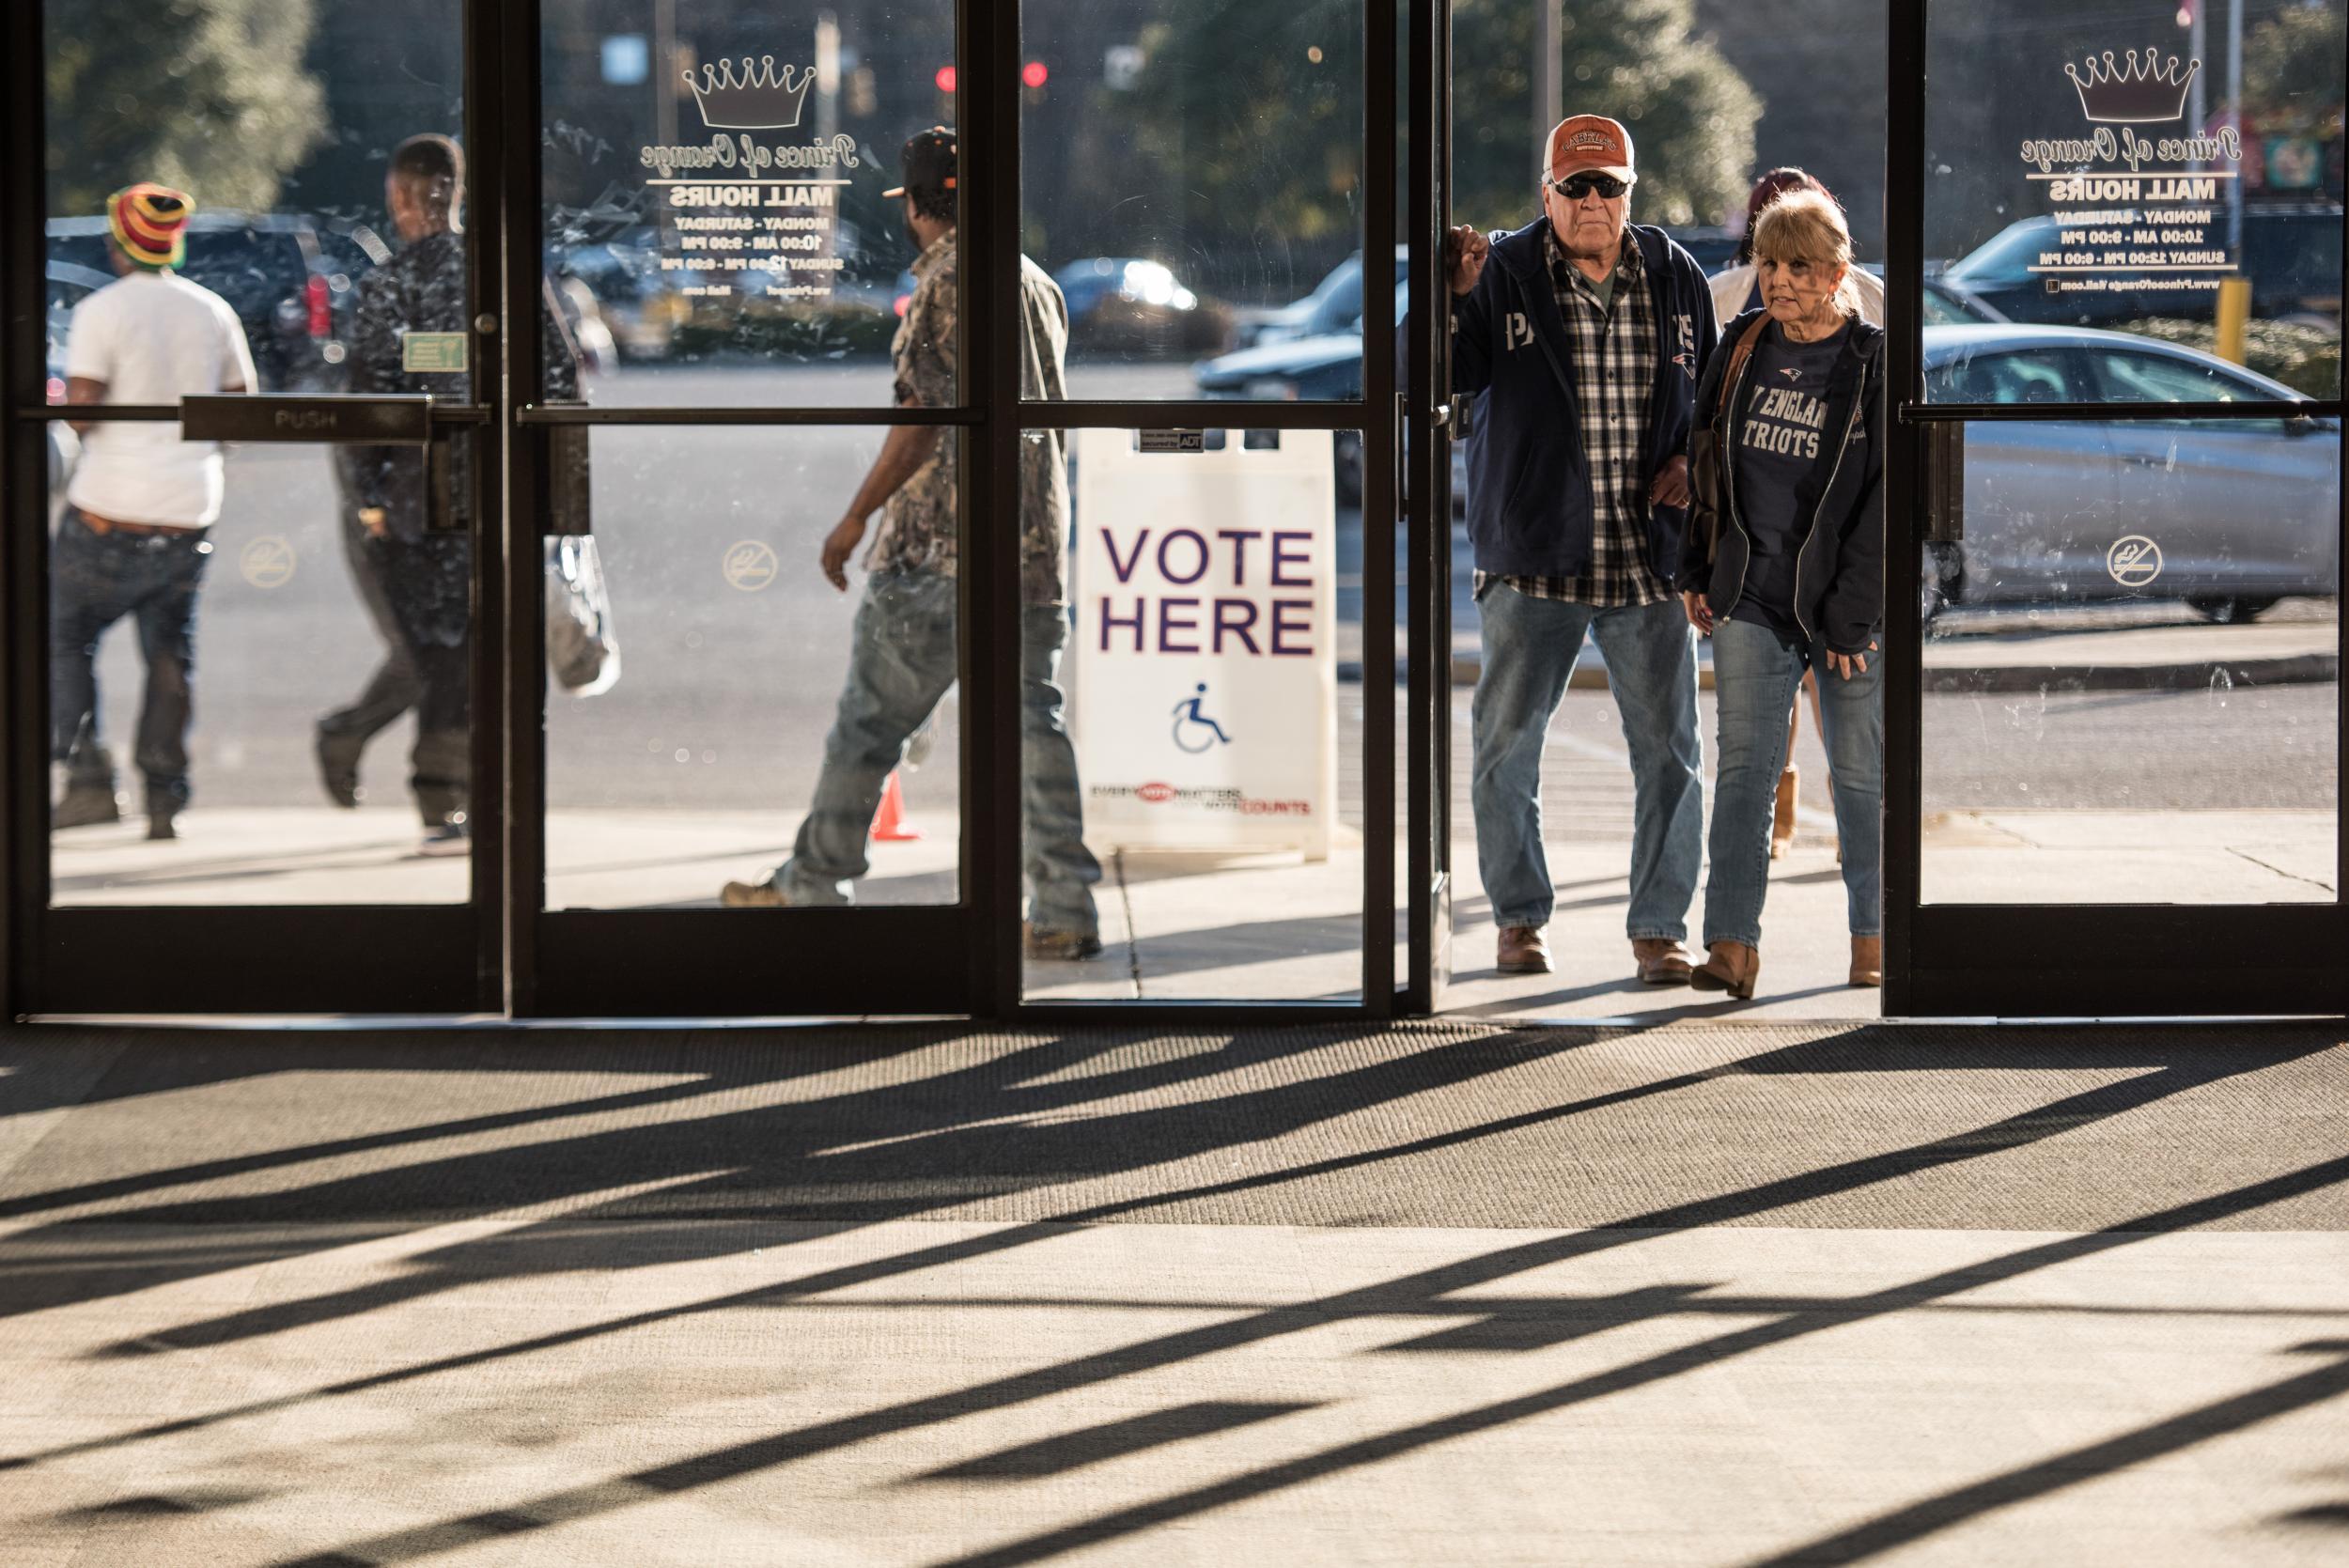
[2,1020,2343,1235]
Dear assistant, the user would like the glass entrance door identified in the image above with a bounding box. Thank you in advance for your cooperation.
[520,0,987,1015]
[7,0,496,1012]
[1886,0,2347,1016]
[1406,0,1455,1012]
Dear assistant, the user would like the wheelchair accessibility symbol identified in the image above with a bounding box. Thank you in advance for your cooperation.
[1172,683,1233,753]
[2107,535,2163,589]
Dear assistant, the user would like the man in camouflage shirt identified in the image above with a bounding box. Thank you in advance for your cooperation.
[327,132,580,855]
[723,128,1103,958]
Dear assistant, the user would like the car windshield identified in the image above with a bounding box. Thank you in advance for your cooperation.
[179,231,309,317]
[1301,256,1364,336]
[1921,286,1973,327]
[1946,218,2059,282]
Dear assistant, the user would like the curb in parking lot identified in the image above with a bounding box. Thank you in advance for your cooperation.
[1428,653,2338,692]
[1919,652,2339,693]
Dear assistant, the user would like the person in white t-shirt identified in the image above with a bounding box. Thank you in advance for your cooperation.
[52,182,255,839]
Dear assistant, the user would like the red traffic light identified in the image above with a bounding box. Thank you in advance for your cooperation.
[1021,60,1049,88]
[935,65,957,93]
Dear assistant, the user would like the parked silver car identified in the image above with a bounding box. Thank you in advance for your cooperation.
[1921,325,2340,622]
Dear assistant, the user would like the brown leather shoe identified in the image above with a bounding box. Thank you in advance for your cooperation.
[1849,936,1883,988]
[1632,938,1693,986]
[1497,925,1552,974]
[1689,941,1761,1000]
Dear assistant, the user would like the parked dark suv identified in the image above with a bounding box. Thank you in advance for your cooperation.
[1939,203,2343,327]
[46,211,372,391]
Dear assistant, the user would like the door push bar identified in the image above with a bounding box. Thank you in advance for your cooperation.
[180,394,439,444]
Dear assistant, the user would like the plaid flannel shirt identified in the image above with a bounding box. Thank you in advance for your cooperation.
[1477,227,1670,609]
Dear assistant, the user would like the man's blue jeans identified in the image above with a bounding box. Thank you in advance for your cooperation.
[776,568,1101,938]
[1703,615,1883,948]
[1471,585,1703,939]
[50,509,211,810]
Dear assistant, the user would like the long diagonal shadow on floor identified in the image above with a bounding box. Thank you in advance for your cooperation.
[1739,1340,2349,1567]
[912,1402,1317,1482]
[917,1166,2349,1568]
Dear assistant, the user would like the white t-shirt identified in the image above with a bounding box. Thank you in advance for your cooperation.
[65,270,257,527]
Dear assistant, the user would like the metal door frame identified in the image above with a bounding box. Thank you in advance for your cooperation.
[501,0,984,1016]
[1,0,507,1015]
[988,0,1404,1023]
[1882,0,2349,1017]
[1405,0,1454,1014]
[2,0,1414,1021]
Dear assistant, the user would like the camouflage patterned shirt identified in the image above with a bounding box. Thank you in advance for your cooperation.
[867,231,1071,605]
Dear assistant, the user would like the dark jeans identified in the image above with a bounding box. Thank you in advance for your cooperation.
[318,506,425,750]
[50,508,212,810]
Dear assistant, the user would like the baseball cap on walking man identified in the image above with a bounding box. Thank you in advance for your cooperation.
[882,127,958,199]
[1544,115,1636,187]
[108,182,194,268]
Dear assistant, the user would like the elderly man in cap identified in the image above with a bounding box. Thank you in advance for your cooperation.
[53,182,256,840]
[723,128,1104,960]
[1447,116,1718,982]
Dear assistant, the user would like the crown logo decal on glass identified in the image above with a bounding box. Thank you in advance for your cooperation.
[2065,48,2201,124]
[683,56,817,131]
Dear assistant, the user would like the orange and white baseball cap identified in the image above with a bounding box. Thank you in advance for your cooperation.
[1545,116,1635,182]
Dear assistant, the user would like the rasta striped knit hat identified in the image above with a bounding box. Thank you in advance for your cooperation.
[108,182,194,267]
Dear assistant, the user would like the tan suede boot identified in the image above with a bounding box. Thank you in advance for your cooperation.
[1690,941,1761,1000]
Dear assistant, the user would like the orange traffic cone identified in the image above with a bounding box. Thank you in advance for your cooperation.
[871,769,922,842]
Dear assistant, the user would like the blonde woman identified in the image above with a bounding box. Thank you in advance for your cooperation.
[1712,171,1881,862]
[1678,191,1885,999]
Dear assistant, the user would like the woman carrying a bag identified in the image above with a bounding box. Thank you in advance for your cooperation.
[1678,190,1885,1000]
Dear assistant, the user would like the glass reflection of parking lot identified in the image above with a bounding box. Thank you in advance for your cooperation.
[1920,425,2340,907]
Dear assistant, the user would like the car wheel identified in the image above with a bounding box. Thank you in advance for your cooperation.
[1334,431,1363,509]
[2186,596,2279,625]
[1921,540,1964,626]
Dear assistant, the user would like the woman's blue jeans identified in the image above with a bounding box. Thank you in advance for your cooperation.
[1703,615,1883,948]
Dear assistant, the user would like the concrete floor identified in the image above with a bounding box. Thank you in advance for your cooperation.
[2,1018,2344,1565]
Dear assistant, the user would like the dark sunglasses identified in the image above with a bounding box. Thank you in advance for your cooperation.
[1548,173,1632,201]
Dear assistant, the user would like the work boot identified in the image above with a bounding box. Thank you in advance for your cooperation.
[1025,923,1104,961]
[52,783,121,831]
[1690,941,1761,1001]
[316,725,365,808]
[1496,924,1551,974]
[1849,936,1883,988]
[1632,938,1694,986]
[720,877,789,908]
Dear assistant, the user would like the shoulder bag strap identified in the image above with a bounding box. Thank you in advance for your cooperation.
[1705,315,1772,563]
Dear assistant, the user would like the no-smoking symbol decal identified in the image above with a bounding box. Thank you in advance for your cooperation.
[723,540,779,592]
[241,536,297,588]
[2106,535,2162,589]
